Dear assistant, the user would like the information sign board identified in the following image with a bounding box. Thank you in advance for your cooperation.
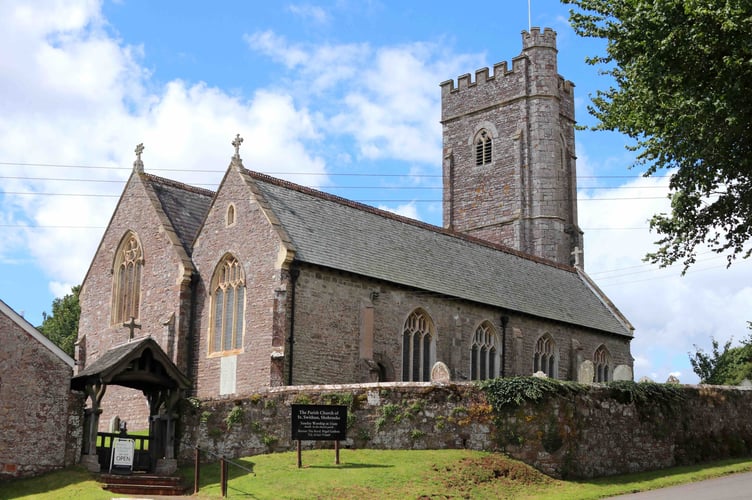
[109,437,135,474]
[291,404,348,441]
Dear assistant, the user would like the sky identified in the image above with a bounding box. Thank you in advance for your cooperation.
[1,0,750,384]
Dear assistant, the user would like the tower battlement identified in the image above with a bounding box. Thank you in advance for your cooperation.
[522,26,557,49]
[439,66,574,97]
[439,59,517,95]
[440,28,572,105]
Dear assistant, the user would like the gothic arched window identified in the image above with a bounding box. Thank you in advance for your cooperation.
[402,309,435,381]
[533,333,557,378]
[210,254,245,354]
[594,345,612,383]
[112,232,143,325]
[226,204,236,227]
[475,129,492,166]
[470,321,501,380]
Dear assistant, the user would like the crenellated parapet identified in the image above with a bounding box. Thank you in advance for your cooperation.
[439,58,521,96]
[522,26,557,50]
[440,28,574,123]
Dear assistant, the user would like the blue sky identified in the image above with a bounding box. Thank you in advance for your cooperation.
[1,0,750,384]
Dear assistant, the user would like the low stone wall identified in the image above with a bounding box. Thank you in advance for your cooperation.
[177,381,752,479]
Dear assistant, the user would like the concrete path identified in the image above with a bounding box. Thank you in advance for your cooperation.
[609,471,752,499]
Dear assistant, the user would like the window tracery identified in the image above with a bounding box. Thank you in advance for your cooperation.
[112,232,143,325]
[533,333,557,378]
[594,345,612,383]
[471,321,500,380]
[402,309,435,382]
[210,255,245,354]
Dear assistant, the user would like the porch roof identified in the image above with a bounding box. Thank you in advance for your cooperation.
[70,337,191,392]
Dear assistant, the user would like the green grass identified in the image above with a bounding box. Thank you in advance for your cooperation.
[2,450,752,499]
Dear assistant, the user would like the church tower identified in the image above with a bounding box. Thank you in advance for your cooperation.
[441,28,584,268]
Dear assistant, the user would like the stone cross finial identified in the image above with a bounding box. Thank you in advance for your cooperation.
[123,316,141,340]
[232,134,243,160]
[133,143,145,173]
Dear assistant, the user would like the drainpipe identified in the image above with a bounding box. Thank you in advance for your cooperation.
[287,264,300,386]
[186,272,199,395]
[500,314,509,378]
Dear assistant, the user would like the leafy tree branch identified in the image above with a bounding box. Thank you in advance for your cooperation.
[564,0,752,271]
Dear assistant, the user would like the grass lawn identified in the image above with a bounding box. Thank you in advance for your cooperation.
[2,450,752,499]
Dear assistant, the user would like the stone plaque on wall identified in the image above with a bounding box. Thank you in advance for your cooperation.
[220,355,237,395]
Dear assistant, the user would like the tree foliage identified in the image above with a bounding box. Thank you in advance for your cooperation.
[564,0,752,270]
[37,285,81,357]
[689,330,752,385]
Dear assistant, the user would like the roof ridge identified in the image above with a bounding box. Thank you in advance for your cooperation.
[141,172,216,198]
[244,169,575,273]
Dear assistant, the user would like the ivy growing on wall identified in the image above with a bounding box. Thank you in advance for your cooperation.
[479,376,585,411]
[606,380,685,407]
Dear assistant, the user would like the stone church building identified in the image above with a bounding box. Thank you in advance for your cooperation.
[74,28,633,435]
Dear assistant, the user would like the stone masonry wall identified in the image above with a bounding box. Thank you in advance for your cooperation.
[177,382,752,479]
[191,165,287,398]
[0,311,84,479]
[78,172,197,431]
[441,27,580,267]
[290,264,632,384]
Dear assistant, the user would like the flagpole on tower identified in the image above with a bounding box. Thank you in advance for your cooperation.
[528,0,532,31]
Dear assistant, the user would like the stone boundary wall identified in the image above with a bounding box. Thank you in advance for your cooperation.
[177,382,752,479]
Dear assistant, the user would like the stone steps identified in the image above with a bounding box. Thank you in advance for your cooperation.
[100,473,188,496]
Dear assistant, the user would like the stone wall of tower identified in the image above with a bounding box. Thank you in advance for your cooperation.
[441,28,583,267]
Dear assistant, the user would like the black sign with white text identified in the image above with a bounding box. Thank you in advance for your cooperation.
[291,404,348,441]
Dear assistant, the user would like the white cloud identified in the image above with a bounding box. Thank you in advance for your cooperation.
[378,202,419,220]
[580,173,752,383]
[287,4,330,24]
[244,30,484,166]
[0,2,328,296]
[244,30,311,69]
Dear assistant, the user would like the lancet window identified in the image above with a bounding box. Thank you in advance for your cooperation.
[470,321,500,380]
[402,309,435,382]
[210,254,245,354]
[112,232,143,325]
[226,204,236,227]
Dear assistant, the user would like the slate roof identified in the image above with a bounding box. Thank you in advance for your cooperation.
[246,170,632,337]
[71,337,191,391]
[145,174,214,255]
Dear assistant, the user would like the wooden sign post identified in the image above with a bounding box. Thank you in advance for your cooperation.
[291,404,348,468]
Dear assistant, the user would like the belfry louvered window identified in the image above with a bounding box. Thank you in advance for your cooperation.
[210,255,245,354]
[112,232,143,325]
[475,130,492,165]
[470,321,500,380]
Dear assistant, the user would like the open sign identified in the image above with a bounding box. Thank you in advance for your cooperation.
[110,438,135,473]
